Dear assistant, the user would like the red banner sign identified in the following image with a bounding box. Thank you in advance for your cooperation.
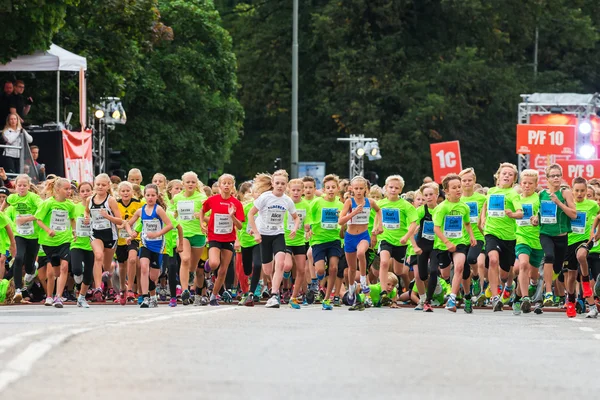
[556,159,600,182]
[516,124,576,155]
[62,129,94,183]
[430,141,462,183]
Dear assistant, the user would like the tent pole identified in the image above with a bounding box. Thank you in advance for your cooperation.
[56,71,60,123]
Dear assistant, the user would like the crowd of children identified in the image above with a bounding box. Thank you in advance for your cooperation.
[1,163,600,318]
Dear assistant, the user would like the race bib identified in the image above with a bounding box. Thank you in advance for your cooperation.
[265,209,284,230]
[50,209,68,232]
[488,194,505,218]
[143,218,162,241]
[466,202,478,224]
[177,200,195,221]
[422,221,435,241]
[91,208,111,230]
[382,208,400,230]
[16,214,34,236]
[572,211,586,234]
[214,213,233,235]
[287,209,306,231]
[516,204,533,227]
[320,208,338,230]
[76,217,91,237]
[443,215,463,239]
[118,228,130,239]
[350,207,370,225]
[540,201,557,224]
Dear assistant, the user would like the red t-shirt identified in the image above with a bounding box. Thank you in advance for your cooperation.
[202,195,245,243]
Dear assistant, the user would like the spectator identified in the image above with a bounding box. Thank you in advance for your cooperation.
[0,167,14,189]
[0,81,13,132]
[9,80,33,123]
[2,113,33,173]
[29,145,46,182]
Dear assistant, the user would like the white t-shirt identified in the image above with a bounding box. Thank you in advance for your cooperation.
[254,191,297,236]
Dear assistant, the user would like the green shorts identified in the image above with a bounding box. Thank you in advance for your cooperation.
[185,234,206,248]
[515,244,544,268]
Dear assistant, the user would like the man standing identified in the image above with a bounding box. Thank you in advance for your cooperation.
[10,80,33,122]
[29,145,46,183]
[0,81,13,126]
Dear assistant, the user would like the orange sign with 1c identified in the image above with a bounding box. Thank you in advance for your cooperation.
[430,141,462,183]
[516,124,576,155]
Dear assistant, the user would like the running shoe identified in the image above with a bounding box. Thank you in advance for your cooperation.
[543,292,554,307]
[322,299,332,310]
[445,297,457,312]
[475,293,486,307]
[77,295,90,308]
[24,273,36,290]
[281,289,291,305]
[582,281,593,299]
[127,290,136,302]
[484,286,492,299]
[492,296,503,312]
[566,301,576,318]
[254,282,263,299]
[576,299,586,314]
[305,290,315,304]
[222,290,233,304]
[464,298,473,314]
[44,296,54,306]
[361,284,370,295]
[176,285,182,298]
[137,295,144,305]
[231,288,238,299]
[244,293,255,307]
[238,293,249,306]
[364,297,373,308]
[289,298,301,309]
[182,289,191,305]
[159,287,168,302]
[512,301,522,316]
[194,293,202,306]
[169,298,177,307]
[114,293,123,305]
[528,284,537,298]
[200,295,209,306]
[106,288,116,301]
[53,296,64,309]
[472,279,481,296]
[521,297,532,314]
[93,288,104,303]
[150,297,158,308]
[533,304,544,314]
[140,297,150,308]
[501,288,512,305]
[333,296,341,307]
[423,302,433,312]
[586,304,598,318]
[265,294,280,309]
[314,291,324,304]
[209,296,220,306]
[13,288,22,303]
[414,298,425,311]
[381,294,392,307]
[349,300,365,311]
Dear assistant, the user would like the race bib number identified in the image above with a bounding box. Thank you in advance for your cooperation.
[265,209,284,230]
[516,204,533,227]
[466,202,478,224]
[119,228,130,239]
[540,201,557,224]
[214,213,233,235]
[320,208,338,230]
[143,219,162,240]
[443,215,463,239]
[76,217,91,237]
[50,209,68,232]
[17,214,34,236]
[488,194,505,218]
[572,211,586,234]
[382,208,400,230]
[350,207,370,225]
[177,200,195,221]
[91,208,111,230]
[287,209,306,231]
[422,221,434,241]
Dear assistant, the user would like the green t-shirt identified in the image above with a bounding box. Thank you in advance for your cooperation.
[432,200,471,251]
[539,189,572,236]
[431,277,452,306]
[71,203,93,251]
[377,197,418,245]
[357,283,398,306]
[308,197,343,246]
[34,197,77,247]
[484,186,522,241]
[238,202,258,249]
[164,210,179,257]
[568,199,599,245]
[515,193,541,250]
[172,191,207,238]
[7,192,43,239]
[284,198,309,246]
[461,192,486,242]
[0,212,9,253]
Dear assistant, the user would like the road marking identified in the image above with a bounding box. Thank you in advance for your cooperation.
[0,307,234,393]
[579,327,594,332]
[570,318,583,323]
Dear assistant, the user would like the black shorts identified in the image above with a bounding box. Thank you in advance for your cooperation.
[431,249,453,270]
[378,240,407,263]
[337,254,348,278]
[286,245,307,256]
[91,229,117,249]
[485,234,516,272]
[42,243,71,267]
[259,234,286,264]
[565,241,587,271]
[406,255,418,267]
[208,240,234,253]
[587,253,600,279]
[139,247,162,269]
[115,241,140,263]
[37,255,50,268]
[312,240,343,263]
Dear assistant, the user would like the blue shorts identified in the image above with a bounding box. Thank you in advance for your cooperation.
[344,230,371,253]
[312,240,343,263]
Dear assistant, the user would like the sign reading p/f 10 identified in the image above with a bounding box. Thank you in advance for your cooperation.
[516,124,576,156]
[556,159,600,181]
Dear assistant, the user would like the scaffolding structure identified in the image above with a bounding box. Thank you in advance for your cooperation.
[337,135,379,179]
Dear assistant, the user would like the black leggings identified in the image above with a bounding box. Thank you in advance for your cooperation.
[540,234,568,274]
[416,244,434,283]
[164,253,180,297]
[71,248,94,286]
[14,237,39,289]
[242,245,262,294]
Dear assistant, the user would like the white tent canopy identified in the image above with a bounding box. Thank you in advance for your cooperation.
[0,44,87,124]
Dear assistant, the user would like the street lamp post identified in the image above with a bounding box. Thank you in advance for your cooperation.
[290,0,299,178]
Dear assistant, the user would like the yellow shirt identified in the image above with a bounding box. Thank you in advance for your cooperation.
[117,198,143,246]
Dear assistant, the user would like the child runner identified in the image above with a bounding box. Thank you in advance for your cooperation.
[338,176,382,311]
[72,182,95,308]
[413,183,439,310]
[34,178,77,308]
[200,174,245,306]
[248,170,300,309]
[128,168,144,190]
[237,181,261,307]
[302,176,319,296]
[172,171,207,305]
[0,207,15,282]
[84,173,123,302]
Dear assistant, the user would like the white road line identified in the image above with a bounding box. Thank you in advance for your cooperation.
[0,307,235,393]
[571,318,583,323]
[579,327,594,332]
[0,330,43,355]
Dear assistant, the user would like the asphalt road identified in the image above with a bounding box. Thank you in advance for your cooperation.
[0,303,598,399]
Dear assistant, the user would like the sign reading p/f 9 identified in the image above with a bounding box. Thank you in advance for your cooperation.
[556,159,600,181]
[516,124,576,156]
